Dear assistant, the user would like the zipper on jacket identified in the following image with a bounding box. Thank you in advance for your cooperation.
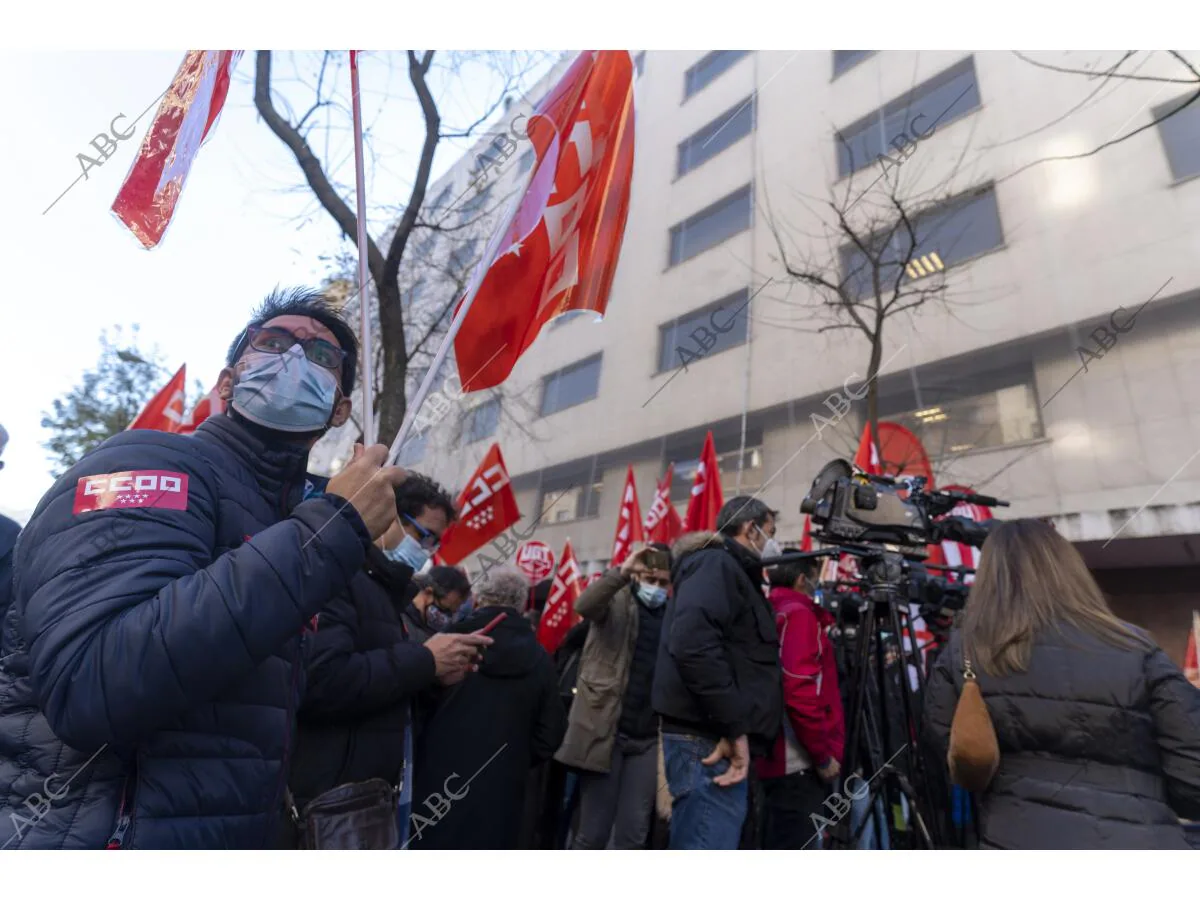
[270,632,304,843]
[106,765,138,849]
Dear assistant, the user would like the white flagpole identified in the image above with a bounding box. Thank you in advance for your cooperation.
[350,51,375,445]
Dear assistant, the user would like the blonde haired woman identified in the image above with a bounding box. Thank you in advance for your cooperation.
[924,519,1200,849]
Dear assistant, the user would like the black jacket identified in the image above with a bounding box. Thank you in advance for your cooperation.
[409,606,566,849]
[924,625,1200,849]
[0,414,369,849]
[0,514,18,625]
[290,545,437,807]
[652,531,782,752]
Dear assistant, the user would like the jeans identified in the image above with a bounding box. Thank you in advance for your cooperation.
[571,733,657,849]
[662,733,748,850]
[761,770,831,850]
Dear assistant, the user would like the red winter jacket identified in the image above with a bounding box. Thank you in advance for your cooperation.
[756,586,845,779]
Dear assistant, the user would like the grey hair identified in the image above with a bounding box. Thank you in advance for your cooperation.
[475,567,531,610]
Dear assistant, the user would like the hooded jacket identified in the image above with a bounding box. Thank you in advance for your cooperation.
[651,531,782,753]
[0,414,370,849]
[756,586,844,780]
[409,606,566,849]
[289,545,436,808]
[924,624,1200,849]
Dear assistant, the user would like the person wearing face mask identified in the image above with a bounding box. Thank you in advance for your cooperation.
[651,497,783,850]
[555,543,672,850]
[0,289,413,849]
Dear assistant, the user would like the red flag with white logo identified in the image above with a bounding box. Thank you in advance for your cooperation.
[436,443,521,565]
[516,540,556,585]
[643,463,683,546]
[73,470,190,514]
[111,50,241,249]
[453,51,635,391]
[683,432,724,533]
[128,365,187,433]
[1184,611,1200,690]
[853,422,882,476]
[935,485,993,584]
[610,465,644,567]
[176,382,226,435]
[536,539,586,654]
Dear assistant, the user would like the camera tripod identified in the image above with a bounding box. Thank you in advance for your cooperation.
[823,552,944,850]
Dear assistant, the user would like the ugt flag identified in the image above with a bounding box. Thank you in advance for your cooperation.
[436,443,521,566]
[644,463,683,546]
[536,539,586,654]
[610,465,644,567]
[112,50,241,249]
[683,431,724,533]
[453,50,635,391]
[128,365,187,433]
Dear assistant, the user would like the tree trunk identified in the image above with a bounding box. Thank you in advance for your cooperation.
[376,277,409,448]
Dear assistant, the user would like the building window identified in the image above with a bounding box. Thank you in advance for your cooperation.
[677,97,756,177]
[658,289,751,372]
[538,462,604,523]
[463,397,500,443]
[541,354,602,416]
[832,50,876,77]
[396,430,428,466]
[1154,94,1200,181]
[684,50,750,101]
[517,148,535,175]
[633,51,646,76]
[836,56,981,178]
[458,183,493,217]
[449,238,480,273]
[880,370,1044,456]
[668,428,764,503]
[669,184,753,266]
[839,185,1003,297]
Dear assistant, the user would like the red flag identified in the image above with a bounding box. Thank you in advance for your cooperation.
[684,432,724,533]
[176,383,226,435]
[111,50,242,249]
[1184,611,1200,690]
[453,51,635,391]
[436,444,521,565]
[516,541,555,584]
[644,463,684,546]
[853,422,882,476]
[536,540,586,653]
[878,422,935,484]
[128,365,187,433]
[610,466,644,567]
[800,515,813,552]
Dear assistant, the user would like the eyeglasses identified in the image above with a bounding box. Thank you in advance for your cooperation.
[244,325,346,371]
[403,513,442,551]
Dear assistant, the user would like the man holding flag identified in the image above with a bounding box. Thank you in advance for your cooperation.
[0,289,409,849]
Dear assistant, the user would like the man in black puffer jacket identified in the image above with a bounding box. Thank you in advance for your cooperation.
[652,497,783,850]
[0,289,407,850]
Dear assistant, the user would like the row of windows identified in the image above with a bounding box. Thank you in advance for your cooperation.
[530,366,1045,522]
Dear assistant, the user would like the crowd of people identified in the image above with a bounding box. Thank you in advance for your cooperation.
[1,290,1199,850]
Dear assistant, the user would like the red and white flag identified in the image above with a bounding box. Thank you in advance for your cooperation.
[453,51,635,391]
[853,422,882,476]
[1184,611,1200,690]
[176,383,225,435]
[536,539,586,654]
[610,465,644,567]
[516,540,556,585]
[128,365,187,433]
[437,443,521,565]
[112,50,242,249]
[644,463,684,546]
[684,431,724,533]
[936,485,994,584]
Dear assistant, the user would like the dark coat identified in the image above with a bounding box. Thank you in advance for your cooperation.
[652,531,782,752]
[0,514,19,626]
[290,545,436,807]
[924,625,1200,849]
[409,606,566,849]
[0,414,369,849]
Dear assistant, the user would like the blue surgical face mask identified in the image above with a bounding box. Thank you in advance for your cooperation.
[231,346,339,434]
[384,534,431,573]
[636,582,668,609]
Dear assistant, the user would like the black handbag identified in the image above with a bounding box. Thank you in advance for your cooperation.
[289,778,401,850]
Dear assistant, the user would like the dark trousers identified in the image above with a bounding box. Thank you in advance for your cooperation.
[761,770,831,850]
[571,733,657,849]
